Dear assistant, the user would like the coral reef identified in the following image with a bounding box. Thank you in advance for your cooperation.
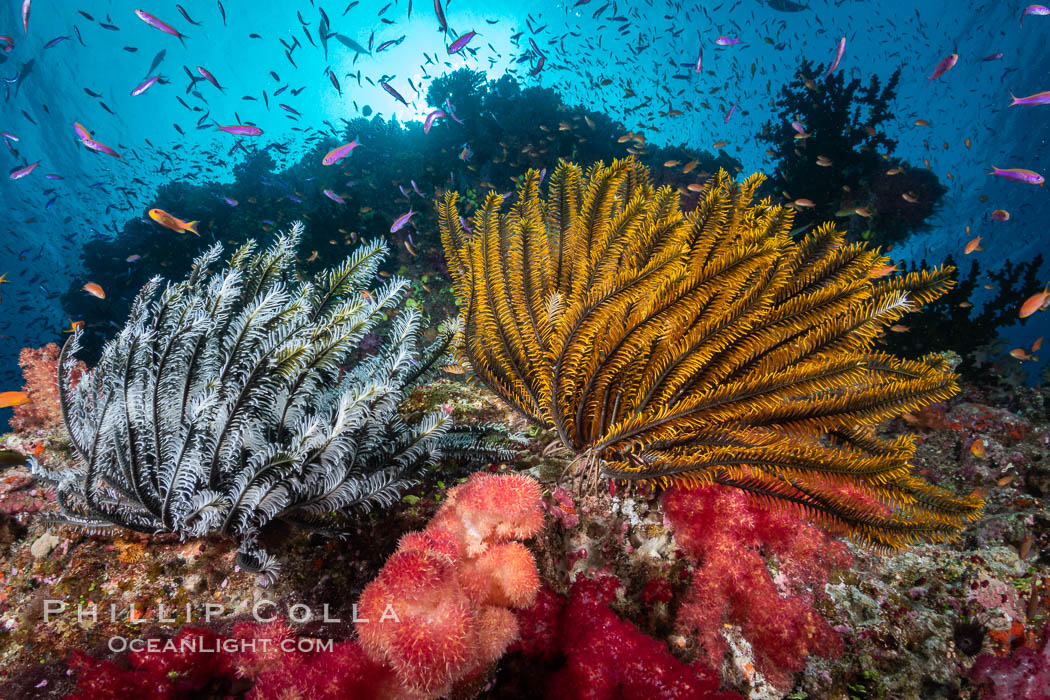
[440,157,983,547]
[29,223,462,580]
[8,344,85,433]
[356,472,544,698]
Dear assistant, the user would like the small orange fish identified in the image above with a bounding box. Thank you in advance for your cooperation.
[0,391,29,408]
[663,160,681,167]
[1020,285,1050,318]
[869,263,900,278]
[712,140,729,148]
[886,167,902,175]
[854,206,872,217]
[996,475,1015,487]
[970,439,986,458]
[964,236,983,254]
[682,160,698,173]
[915,119,930,126]
[889,324,909,332]
[793,198,815,208]
[1009,348,1033,361]
[82,282,105,299]
[816,155,832,166]
[965,137,972,149]
[686,183,704,193]
[902,192,918,203]
[149,208,199,236]
[991,209,1010,221]
[1033,336,1044,352]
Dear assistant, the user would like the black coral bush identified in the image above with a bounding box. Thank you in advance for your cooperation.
[439,157,984,549]
[30,222,459,580]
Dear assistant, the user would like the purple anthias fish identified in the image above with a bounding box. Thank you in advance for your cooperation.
[217,124,263,136]
[323,139,359,165]
[448,30,477,54]
[1009,90,1050,106]
[44,35,70,49]
[82,138,121,158]
[9,161,38,179]
[1021,4,1049,27]
[989,166,1044,185]
[0,35,13,52]
[715,36,739,46]
[134,9,187,45]
[424,109,446,133]
[279,103,301,116]
[694,44,702,73]
[381,81,408,106]
[444,98,463,124]
[459,215,472,232]
[982,52,1004,61]
[175,4,201,25]
[223,196,238,206]
[21,0,30,34]
[131,75,161,96]
[411,180,424,196]
[391,211,414,233]
[824,37,846,77]
[197,66,224,91]
[0,131,19,142]
[927,53,958,81]
[323,189,345,203]
[724,103,737,123]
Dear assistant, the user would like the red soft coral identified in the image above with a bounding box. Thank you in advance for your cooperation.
[9,343,85,432]
[511,578,740,700]
[664,484,851,691]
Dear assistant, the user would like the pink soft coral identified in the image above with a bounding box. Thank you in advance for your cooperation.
[355,472,544,698]
[9,343,85,432]
[664,484,852,691]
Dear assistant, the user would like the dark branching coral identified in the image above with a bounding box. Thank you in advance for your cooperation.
[30,223,466,580]
[440,157,984,549]
[760,58,946,247]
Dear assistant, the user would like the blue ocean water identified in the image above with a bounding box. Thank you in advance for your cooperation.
[0,0,1047,414]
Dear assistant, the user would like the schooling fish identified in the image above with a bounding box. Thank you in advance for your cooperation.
[175,4,201,25]
[381,81,408,105]
[146,49,166,76]
[217,124,262,135]
[1009,90,1050,106]
[134,9,187,45]
[989,166,1044,185]
[1020,4,1049,27]
[9,161,38,179]
[390,210,414,232]
[1020,285,1050,318]
[927,53,957,81]
[824,37,845,77]
[423,109,446,133]
[323,189,345,203]
[131,75,161,96]
[149,208,199,235]
[715,36,740,46]
[197,66,225,91]
[322,139,359,165]
[448,30,477,54]
[433,0,447,32]
[82,282,105,299]
[44,35,71,49]
[21,0,30,34]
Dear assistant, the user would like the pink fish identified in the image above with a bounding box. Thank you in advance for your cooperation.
[424,109,446,134]
[448,30,477,54]
[982,52,1004,61]
[989,166,1044,185]
[131,75,161,96]
[380,81,408,106]
[73,122,92,140]
[530,54,546,75]
[134,9,187,45]
[223,196,238,206]
[715,36,739,46]
[0,35,13,52]
[724,103,737,123]
[824,37,846,77]
[1021,4,1049,27]
[322,139,359,165]
[444,98,463,124]
[927,53,958,81]
[1009,90,1050,106]
[0,131,18,142]
[196,66,224,92]
[9,161,38,179]
[217,124,262,136]
[390,210,414,233]
[21,0,30,34]
[791,120,806,135]
[694,43,702,73]
[323,189,345,204]
[82,138,121,159]
[411,180,424,196]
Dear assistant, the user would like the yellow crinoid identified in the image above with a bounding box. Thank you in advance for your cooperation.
[439,157,982,549]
